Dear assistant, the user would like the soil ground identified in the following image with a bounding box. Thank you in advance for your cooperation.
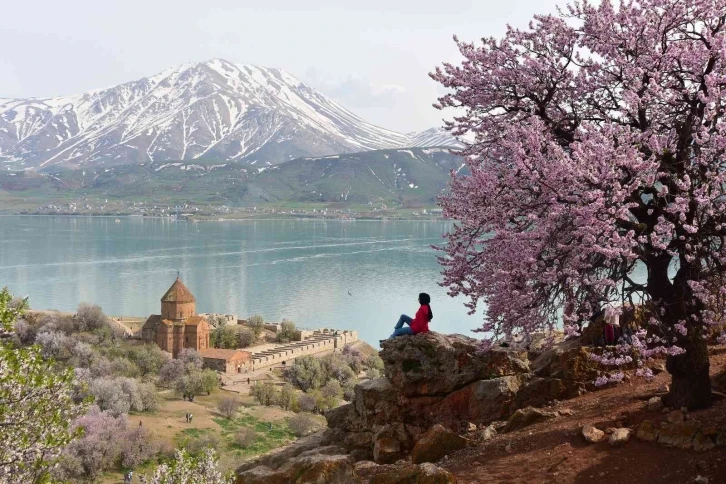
[442,345,726,484]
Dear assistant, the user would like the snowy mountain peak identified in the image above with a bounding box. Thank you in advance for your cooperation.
[407,127,464,148]
[0,59,413,170]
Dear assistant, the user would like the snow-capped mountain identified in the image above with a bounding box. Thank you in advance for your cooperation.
[407,127,463,148]
[0,59,415,170]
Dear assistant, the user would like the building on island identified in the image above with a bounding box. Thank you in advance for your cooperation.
[141,277,211,358]
[199,348,252,374]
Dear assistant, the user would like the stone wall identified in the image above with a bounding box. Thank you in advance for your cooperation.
[249,330,359,371]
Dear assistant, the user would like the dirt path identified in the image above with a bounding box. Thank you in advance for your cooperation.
[442,346,726,484]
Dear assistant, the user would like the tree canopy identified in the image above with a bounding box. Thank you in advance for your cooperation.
[432,0,726,409]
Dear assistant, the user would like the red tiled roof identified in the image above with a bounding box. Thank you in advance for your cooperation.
[161,278,195,303]
[185,315,207,326]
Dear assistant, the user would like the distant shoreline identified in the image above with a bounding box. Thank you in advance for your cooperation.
[1,212,450,222]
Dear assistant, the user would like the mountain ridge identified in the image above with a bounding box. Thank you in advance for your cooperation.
[0,59,461,170]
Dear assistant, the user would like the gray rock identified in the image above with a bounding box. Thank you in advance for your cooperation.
[503,407,558,433]
[380,332,529,397]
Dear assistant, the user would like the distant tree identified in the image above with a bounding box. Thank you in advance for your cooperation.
[35,330,75,361]
[321,353,356,388]
[0,287,87,482]
[234,428,256,449]
[276,319,297,343]
[276,383,297,411]
[158,359,186,388]
[13,319,36,346]
[175,372,205,402]
[297,392,317,413]
[286,355,326,391]
[70,341,97,368]
[211,325,237,349]
[139,449,234,484]
[186,433,221,455]
[75,303,110,332]
[200,369,219,396]
[111,356,141,378]
[121,425,160,469]
[250,382,277,406]
[54,405,158,481]
[218,397,241,419]
[341,345,365,373]
[178,348,203,370]
[321,380,342,401]
[246,315,265,340]
[236,328,255,348]
[129,344,170,376]
[365,354,384,372]
[54,406,126,482]
[288,413,322,437]
[89,377,157,416]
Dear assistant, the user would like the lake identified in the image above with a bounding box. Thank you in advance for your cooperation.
[0,216,482,346]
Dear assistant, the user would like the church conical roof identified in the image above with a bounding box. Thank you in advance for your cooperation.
[161,277,195,303]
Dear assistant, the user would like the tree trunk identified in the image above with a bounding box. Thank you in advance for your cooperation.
[665,336,712,410]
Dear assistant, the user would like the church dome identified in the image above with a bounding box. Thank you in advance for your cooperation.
[161,277,196,303]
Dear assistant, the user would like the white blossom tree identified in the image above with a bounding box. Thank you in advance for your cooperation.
[0,287,87,482]
[140,449,233,484]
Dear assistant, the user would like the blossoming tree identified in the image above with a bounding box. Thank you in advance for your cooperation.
[0,288,86,482]
[432,0,726,409]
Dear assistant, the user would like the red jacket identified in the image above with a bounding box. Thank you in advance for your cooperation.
[410,305,431,334]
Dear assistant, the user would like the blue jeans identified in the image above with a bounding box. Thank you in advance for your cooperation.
[391,314,414,338]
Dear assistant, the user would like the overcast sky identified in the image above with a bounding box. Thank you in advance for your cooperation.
[1,0,564,133]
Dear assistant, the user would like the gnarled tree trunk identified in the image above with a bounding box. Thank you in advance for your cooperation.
[665,337,712,410]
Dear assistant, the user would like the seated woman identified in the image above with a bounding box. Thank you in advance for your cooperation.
[388,293,433,339]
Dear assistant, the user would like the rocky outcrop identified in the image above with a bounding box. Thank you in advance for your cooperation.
[236,453,358,484]
[356,462,458,484]
[324,332,605,466]
[380,332,529,397]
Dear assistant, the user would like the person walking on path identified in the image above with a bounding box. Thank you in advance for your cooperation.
[387,293,433,339]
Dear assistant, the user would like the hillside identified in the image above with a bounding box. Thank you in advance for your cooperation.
[0,59,460,170]
[0,147,463,209]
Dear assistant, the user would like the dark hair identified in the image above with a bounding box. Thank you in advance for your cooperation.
[418,293,433,321]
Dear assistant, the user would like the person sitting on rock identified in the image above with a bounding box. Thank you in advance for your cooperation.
[388,293,433,339]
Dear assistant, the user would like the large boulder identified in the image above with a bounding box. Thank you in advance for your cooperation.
[411,424,468,464]
[380,332,529,397]
[357,462,458,484]
[658,420,702,449]
[354,378,402,421]
[531,340,598,396]
[236,453,358,484]
[503,407,558,433]
[373,437,402,464]
[429,376,522,426]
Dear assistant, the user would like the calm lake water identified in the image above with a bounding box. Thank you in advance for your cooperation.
[0,216,482,346]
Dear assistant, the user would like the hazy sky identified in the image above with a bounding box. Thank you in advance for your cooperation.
[1,0,564,132]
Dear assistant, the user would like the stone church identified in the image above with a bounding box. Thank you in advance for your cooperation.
[141,277,210,357]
